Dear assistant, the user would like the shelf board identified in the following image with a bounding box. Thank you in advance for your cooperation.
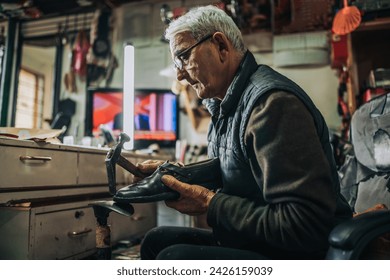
[357,17,390,31]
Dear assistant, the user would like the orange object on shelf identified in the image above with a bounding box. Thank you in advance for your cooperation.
[332,0,362,35]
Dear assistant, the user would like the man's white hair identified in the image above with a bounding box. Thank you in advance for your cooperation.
[165,5,247,55]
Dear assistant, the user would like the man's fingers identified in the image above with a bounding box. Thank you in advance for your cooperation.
[162,175,210,197]
[162,175,203,197]
[136,160,164,173]
[162,175,216,216]
[161,175,190,192]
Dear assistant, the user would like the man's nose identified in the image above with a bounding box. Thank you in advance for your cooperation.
[176,68,187,81]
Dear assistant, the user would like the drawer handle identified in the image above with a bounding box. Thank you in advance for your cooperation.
[20,155,52,162]
[68,228,92,237]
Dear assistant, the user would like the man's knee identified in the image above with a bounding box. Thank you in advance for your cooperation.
[143,226,161,241]
[140,227,163,259]
[141,226,180,260]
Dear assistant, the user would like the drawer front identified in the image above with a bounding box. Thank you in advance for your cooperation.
[0,208,30,260]
[78,152,108,185]
[78,152,134,186]
[110,203,157,243]
[0,146,77,188]
[32,205,96,259]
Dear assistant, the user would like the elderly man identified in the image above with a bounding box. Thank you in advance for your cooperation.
[121,5,352,260]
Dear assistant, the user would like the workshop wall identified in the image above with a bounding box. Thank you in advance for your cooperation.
[63,0,341,146]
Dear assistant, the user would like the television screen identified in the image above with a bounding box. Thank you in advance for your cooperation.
[134,90,177,141]
[86,88,179,150]
[85,88,123,138]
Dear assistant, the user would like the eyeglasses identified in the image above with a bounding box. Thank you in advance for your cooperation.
[173,34,213,71]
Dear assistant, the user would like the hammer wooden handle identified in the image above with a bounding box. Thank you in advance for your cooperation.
[117,155,147,178]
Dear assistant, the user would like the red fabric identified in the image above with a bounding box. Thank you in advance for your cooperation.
[331,32,348,69]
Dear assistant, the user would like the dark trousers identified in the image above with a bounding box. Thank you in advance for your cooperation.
[140,226,268,260]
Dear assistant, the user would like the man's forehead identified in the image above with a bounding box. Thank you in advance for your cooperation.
[170,32,194,53]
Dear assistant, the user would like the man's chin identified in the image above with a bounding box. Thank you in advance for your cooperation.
[192,84,211,99]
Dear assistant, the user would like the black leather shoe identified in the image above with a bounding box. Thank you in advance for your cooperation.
[113,158,222,203]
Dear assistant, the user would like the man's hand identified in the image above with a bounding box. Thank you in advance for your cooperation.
[134,160,184,182]
[162,175,216,216]
[133,160,165,182]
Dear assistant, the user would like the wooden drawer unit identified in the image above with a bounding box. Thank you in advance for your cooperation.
[0,201,96,259]
[0,200,157,259]
[0,138,144,204]
[0,138,167,259]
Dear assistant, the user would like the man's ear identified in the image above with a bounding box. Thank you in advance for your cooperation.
[212,32,230,61]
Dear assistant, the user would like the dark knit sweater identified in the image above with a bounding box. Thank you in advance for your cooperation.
[205,52,352,259]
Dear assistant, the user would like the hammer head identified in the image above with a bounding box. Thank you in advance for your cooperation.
[105,132,130,195]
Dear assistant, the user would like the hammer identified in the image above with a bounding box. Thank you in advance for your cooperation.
[105,132,147,195]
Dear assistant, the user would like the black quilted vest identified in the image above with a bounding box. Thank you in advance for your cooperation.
[204,51,344,209]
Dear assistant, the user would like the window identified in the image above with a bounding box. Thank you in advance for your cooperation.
[15,68,44,128]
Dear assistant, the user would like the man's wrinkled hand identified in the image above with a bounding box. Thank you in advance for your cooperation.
[162,175,216,216]
[133,160,165,182]
[134,160,184,182]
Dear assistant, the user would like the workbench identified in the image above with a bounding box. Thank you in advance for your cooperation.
[0,137,167,259]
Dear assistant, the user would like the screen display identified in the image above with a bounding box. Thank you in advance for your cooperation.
[86,88,178,149]
[92,91,123,135]
[134,91,177,142]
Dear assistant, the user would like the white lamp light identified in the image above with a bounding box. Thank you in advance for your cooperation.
[123,44,135,150]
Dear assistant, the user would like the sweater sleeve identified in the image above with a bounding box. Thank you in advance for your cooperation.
[207,91,338,254]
